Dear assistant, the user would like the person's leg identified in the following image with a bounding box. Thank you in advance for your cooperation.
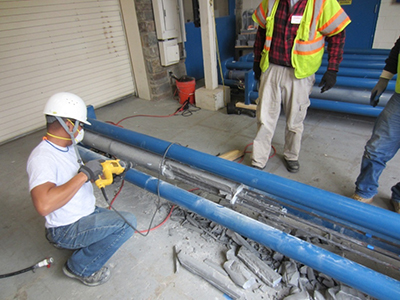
[391,182,400,202]
[355,92,400,199]
[48,207,136,277]
[281,70,314,162]
[391,182,400,213]
[252,64,284,168]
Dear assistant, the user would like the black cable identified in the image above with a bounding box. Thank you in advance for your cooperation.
[181,103,201,117]
[0,258,53,279]
[102,142,177,237]
[0,266,35,278]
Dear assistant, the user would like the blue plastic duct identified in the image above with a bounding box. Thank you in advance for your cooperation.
[226,62,395,89]
[322,54,388,61]
[315,74,396,91]
[316,67,397,80]
[320,60,385,69]
[339,48,390,56]
[309,86,392,107]
[85,112,400,244]
[79,145,400,300]
[248,91,384,117]
[309,98,383,117]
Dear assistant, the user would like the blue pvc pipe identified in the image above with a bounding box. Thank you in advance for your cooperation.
[340,48,391,56]
[226,60,252,70]
[316,67,397,80]
[228,59,386,71]
[322,54,388,61]
[320,60,385,69]
[309,98,383,117]
[248,91,383,117]
[79,146,400,300]
[315,74,396,91]
[85,113,400,244]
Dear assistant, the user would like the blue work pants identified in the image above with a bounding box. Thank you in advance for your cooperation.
[46,206,136,277]
[355,92,400,202]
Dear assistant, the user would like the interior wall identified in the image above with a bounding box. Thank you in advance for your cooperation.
[185,16,236,80]
[134,0,186,100]
[184,0,236,80]
[242,0,400,50]
[183,0,229,22]
[373,0,400,49]
[242,0,258,12]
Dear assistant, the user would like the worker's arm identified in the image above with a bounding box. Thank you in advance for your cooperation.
[325,30,346,72]
[319,30,346,93]
[370,37,400,107]
[383,37,400,75]
[30,159,103,216]
[31,172,88,216]
[253,26,266,80]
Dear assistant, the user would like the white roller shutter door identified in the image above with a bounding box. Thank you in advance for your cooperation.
[0,0,136,143]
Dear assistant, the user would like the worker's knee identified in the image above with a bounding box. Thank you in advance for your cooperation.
[119,211,137,234]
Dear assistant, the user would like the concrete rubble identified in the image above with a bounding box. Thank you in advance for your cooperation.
[171,206,375,300]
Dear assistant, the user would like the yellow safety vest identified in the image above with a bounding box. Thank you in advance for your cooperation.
[253,0,351,79]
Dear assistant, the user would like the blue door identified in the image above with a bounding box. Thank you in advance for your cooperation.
[340,0,381,49]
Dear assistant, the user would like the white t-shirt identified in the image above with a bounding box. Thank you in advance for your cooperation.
[27,140,95,228]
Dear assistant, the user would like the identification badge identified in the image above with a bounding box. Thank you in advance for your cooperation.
[291,15,303,24]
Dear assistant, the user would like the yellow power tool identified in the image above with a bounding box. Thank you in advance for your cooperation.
[95,159,128,189]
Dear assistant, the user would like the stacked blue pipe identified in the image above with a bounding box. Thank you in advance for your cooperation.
[82,110,400,299]
[221,48,397,117]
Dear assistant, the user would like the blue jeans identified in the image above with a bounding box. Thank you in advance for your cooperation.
[46,207,136,277]
[355,92,400,202]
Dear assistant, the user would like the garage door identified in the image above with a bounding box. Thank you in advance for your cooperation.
[0,0,136,144]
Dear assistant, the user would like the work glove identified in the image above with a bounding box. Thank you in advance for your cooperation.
[79,159,104,182]
[253,61,262,81]
[370,77,389,107]
[319,70,337,93]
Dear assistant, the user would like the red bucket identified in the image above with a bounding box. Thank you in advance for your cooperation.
[176,76,195,104]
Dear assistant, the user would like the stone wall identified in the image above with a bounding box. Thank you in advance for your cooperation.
[134,0,187,101]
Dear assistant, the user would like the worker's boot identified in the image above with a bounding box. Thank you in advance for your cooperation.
[284,159,299,173]
[351,194,373,204]
[391,199,400,214]
[63,263,111,286]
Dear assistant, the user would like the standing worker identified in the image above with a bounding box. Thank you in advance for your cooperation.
[27,92,136,286]
[251,0,350,172]
[352,37,400,214]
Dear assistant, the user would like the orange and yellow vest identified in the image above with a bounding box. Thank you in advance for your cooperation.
[253,0,351,79]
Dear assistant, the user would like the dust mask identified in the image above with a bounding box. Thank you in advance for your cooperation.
[75,128,85,143]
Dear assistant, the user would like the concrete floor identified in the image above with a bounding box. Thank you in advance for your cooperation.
[1,94,399,300]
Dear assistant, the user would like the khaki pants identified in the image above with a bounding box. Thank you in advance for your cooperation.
[252,63,315,168]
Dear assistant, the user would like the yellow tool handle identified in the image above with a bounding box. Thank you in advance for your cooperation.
[95,159,126,189]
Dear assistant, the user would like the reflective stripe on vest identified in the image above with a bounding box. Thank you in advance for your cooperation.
[293,36,325,55]
[318,9,351,36]
[263,1,279,52]
[252,0,350,79]
[253,2,267,28]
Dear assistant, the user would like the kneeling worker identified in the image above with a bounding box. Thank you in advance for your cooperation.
[27,92,136,286]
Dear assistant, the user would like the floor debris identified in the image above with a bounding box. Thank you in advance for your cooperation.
[171,206,375,300]
[176,250,245,299]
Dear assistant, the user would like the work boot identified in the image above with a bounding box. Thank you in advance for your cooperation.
[351,194,373,204]
[284,159,299,173]
[391,199,400,214]
[252,165,265,170]
[63,263,111,286]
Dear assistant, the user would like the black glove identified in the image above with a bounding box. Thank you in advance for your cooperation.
[79,159,104,182]
[319,70,337,93]
[370,77,389,107]
[253,61,262,81]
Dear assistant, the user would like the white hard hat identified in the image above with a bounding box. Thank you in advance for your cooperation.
[43,92,91,125]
